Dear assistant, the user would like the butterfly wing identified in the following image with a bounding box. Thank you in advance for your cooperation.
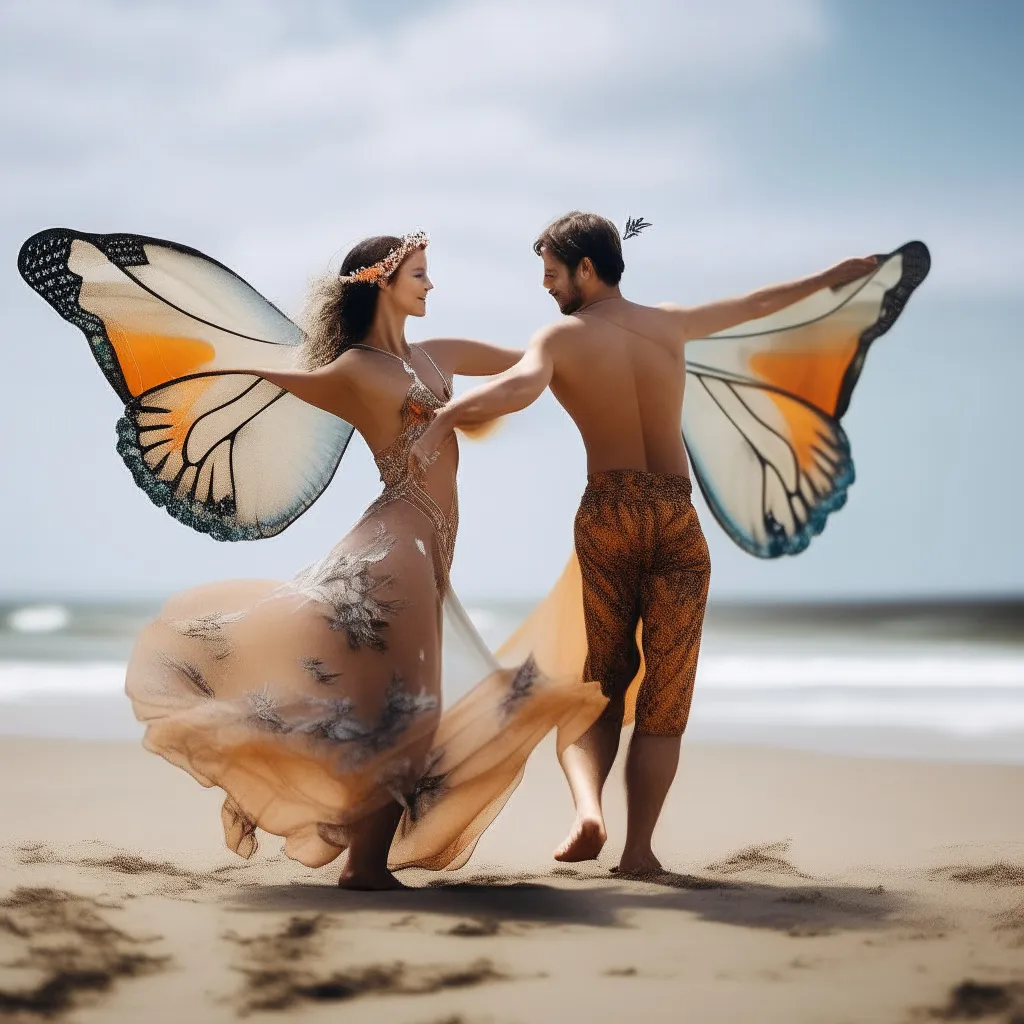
[116,371,354,541]
[682,240,930,557]
[19,229,353,540]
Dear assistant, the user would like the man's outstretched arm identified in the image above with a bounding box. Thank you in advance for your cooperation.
[662,255,879,342]
[408,328,556,475]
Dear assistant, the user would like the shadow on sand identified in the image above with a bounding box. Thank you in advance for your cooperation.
[229,868,908,937]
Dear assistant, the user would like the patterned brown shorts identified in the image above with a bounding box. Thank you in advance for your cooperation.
[574,470,711,737]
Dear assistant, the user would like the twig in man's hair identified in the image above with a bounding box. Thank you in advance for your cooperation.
[623,216,653,241]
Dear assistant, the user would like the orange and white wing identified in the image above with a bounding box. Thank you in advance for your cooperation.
[19,229,352,540]
[682,240,930,557]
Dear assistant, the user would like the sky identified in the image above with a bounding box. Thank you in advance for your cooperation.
[1,0,1022,603]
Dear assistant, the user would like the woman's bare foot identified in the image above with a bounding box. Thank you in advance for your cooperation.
[614,847,663,876]
[337,867,407,891]
[337,800,406,891]
[553,816,607,862]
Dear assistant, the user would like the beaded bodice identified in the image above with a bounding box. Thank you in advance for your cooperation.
[372,369,451,486]
[354,346,459,589]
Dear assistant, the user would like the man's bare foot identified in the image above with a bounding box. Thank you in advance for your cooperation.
[337,868,407,891]
[614,848,663,876]
[553,816,607,862]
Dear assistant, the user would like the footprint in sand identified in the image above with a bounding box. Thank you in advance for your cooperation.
[224,914,511,1014]
[932,862,1024,888]
[932,862,1024,945]
[923,979,1024,1022]
[706,839,809,878]
[994,902,1024,947]
[446,917,502,937]
[14,842,239,898]
[0,886,169,1020]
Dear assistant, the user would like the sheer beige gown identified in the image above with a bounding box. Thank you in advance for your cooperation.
[126,346,606,871]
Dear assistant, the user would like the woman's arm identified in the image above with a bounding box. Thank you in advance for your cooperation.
[420,338,524,377]
[661,256,878,342]
[252,360,353,418]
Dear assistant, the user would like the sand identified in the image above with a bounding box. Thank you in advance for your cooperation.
[1,734,1023,1023]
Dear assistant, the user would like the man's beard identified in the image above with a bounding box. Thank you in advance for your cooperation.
[557,282,584,315]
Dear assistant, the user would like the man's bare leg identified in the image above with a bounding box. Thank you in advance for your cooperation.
[617,732,680,875]
[554,696,624,861]
[338,800,407,890]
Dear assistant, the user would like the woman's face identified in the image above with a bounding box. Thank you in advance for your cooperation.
[382,248,432,317]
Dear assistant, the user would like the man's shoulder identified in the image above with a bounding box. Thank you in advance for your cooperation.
[530,318,583,349]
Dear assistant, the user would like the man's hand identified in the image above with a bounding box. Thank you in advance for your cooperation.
[824,256,878,289]
[406,332,555,470]
[408,411,453,480]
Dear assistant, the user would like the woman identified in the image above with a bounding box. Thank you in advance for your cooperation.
[17,227,605,890]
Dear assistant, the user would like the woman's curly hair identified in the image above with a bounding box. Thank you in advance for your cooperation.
[300,235,405,368]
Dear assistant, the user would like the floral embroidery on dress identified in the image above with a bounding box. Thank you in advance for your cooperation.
[169,612,242,661]
[287,525,406,652]
[301,657,341,685]
[500,655,540,719]
[346,675,439,761]
[244,674,438,768]
[159,653,214,698]
[406,748,450,822]
[245,686,291,733]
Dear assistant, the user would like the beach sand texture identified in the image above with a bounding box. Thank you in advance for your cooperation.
[1,735,1023,1023]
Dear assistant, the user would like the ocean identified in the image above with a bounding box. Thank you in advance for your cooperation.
[1,597,1022,763]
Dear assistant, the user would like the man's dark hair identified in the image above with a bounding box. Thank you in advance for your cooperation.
[533,211,625,286]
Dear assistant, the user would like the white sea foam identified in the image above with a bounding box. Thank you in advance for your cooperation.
[2,653,1024,748]
[698,653,1024,689]
[6,604,71,634]
[3,653,1024,699]
[0,661,126,700]
[694,694,1024,736]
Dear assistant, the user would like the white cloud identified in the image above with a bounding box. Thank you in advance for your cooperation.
[5,0,1019,309]
[0,0,822,206]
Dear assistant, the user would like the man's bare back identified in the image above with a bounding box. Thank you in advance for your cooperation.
[408,220,872,479]
[545,298,690,477]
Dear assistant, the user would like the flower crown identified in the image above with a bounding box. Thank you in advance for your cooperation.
[339,231,430,285]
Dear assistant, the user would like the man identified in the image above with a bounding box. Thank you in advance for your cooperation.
[410,212,875,875]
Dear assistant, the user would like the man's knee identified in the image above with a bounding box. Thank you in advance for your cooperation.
[633,681,694,738]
